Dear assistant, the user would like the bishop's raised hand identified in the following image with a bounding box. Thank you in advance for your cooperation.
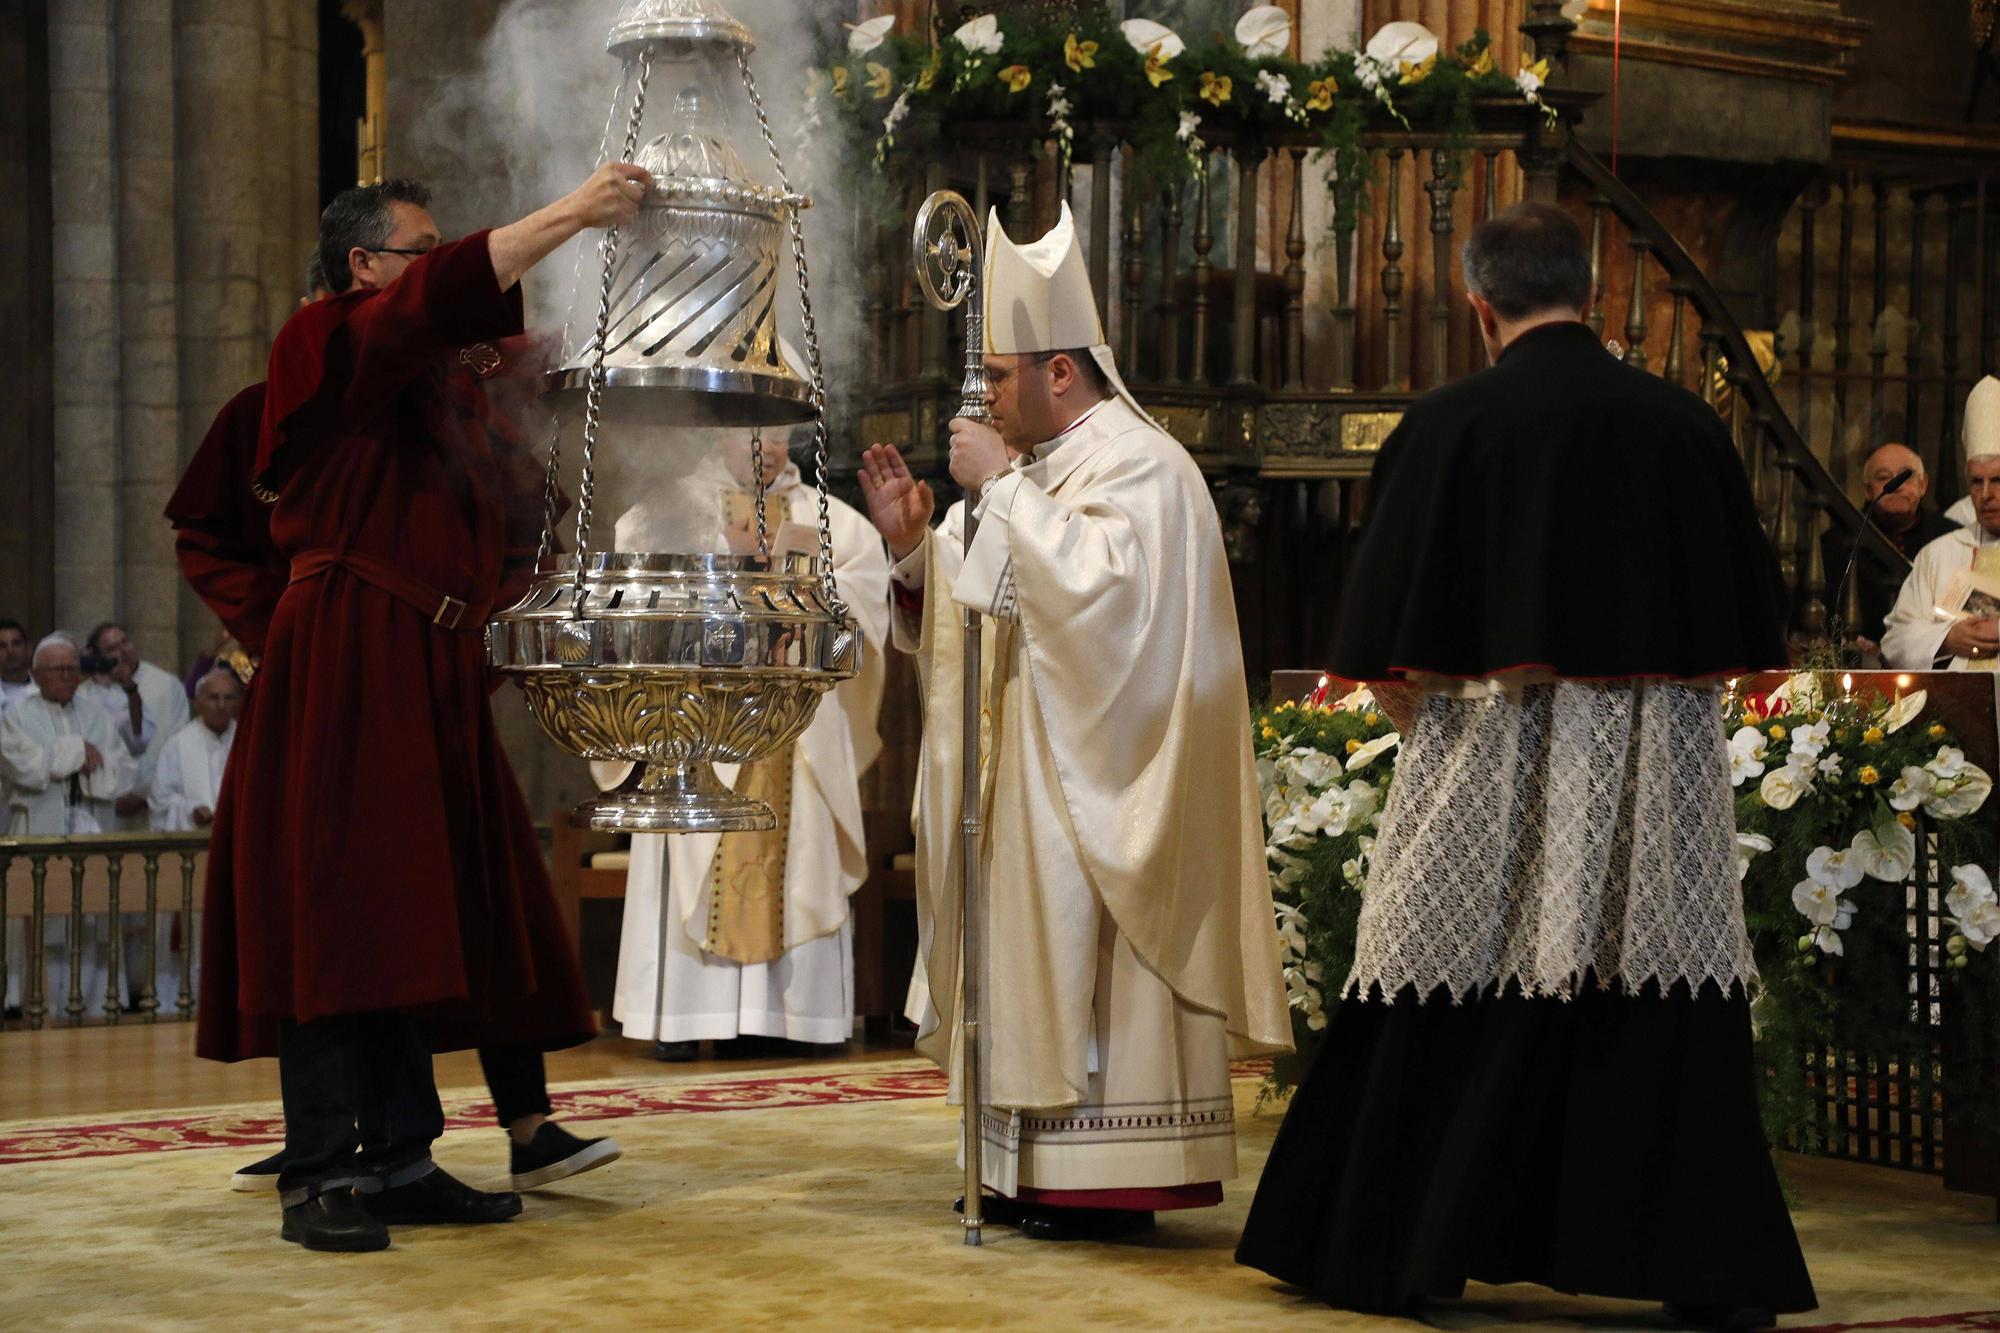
[858,444,935,562]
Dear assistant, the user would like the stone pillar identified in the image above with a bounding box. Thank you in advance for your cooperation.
[48,0,122,638]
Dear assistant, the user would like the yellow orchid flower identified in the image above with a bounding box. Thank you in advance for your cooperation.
[999,63,1032,93]
[831,65,850,97]
[1064,33,1099,72]
[1305,77,1334,111]
[1398,53,1437,84]
[1144,49,1175,86]
[1523,56,1551,82]
[1199,70,1232,106]
[864,61,894,99]
[916,53,939,93]
[1467,47,1495,77]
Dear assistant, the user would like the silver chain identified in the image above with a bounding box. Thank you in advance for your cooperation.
[750,425,770,558]
[736,47,848,625]
[536,59,633,571]
[568,47,654,615]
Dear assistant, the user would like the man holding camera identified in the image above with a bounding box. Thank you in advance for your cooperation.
[76,621,188,832]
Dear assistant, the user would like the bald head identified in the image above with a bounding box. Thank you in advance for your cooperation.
[1862,442,1928,532]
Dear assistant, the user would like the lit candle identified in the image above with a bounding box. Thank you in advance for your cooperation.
[1842,673,1854,701]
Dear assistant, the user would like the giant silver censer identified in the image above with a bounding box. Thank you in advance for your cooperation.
[487,0,855,834]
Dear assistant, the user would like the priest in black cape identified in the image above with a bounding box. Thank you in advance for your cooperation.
[1235,202,1815,1329]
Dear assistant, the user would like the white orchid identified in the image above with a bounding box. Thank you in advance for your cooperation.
[1812,925,1848,956]
[1345,732,1401,773]
[1791,878,1855,929]
[1817,753,1845,780]
[1957,899,2000,949]
[1273,901,1309,957]
[1806,844,1866,891]
[1735,832,1773,882]
[1946,864,1997,922]
[1849,823,1915,883]
[1332,685,1375,713]
[1889,765,1936,811]
[1515,64,1544,97]
[1759,762,1814,811]
[1928,746,1969,779]
[1120,18,1185,62]
[1256,69,1292,105]
[845,14,895,54]
[1728,726,1768,787]
[1176,109,1202,143]
[1364,20,1439,67]
[1883,689,1928,733]
[1235,5,1293,59]
[1788,719,1831,763]
[952,13,1004,56]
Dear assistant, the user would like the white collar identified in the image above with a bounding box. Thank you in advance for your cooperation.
[1030,397,1111,461]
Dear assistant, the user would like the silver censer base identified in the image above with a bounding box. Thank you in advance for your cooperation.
[486,552,858,833]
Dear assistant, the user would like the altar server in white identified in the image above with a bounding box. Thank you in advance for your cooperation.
[603,426,892,1055]
[859,203,1289,1242]
[144,666,242,1011]
[2,635,136,1012]
[1882,429,2000,669]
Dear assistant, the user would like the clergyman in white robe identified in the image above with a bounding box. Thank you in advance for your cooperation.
[78,658,188,833]
[145,708,236,1010]
[602,449,893,1045]
[2,670,136,1015]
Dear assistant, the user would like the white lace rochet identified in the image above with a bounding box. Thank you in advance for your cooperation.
[1344,680,1759,1005]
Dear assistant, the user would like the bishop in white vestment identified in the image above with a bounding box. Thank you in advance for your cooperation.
[602,431,892,1049]
[859,204,1289,1239]
[1882,442,2000,670]
[2,636,136,1013]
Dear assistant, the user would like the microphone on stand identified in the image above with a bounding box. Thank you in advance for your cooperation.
[1828,466,1917,659]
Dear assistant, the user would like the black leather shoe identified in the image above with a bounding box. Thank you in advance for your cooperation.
[1016,1204,1155,1242]
[511,1122,622,1191]
[1664,1302,1777,1331]
[232,1148,287,1193]
[651,1039,699,1062]
[280,1188,391,1252]
[363,1168,522,1226]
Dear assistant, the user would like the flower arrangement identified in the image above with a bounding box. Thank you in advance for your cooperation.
[1252,671,2000,1147]
[809,6,1556,229]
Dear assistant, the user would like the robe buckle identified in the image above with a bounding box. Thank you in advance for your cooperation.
[434,595,468,630]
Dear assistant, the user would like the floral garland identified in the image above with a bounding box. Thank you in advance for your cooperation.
[1252,672,2000,1145]
[813,6,1554,230]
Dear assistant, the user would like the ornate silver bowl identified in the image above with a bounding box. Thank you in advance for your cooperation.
[488,552,858,831]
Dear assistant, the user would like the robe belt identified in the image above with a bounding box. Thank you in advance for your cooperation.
[288,548,490,631]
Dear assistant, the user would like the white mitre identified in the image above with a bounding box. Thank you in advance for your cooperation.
[1965,376,2000,462]
[983,201,1161,431]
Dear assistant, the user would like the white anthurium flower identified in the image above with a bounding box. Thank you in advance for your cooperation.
[952,13,1004,55]
[1788,719,1830,762]
[1774,671,1825,715]
[845,14,895,53]
[1257,68,1291,104]
[1806,844,1866,891]
[1946,864,1997,921]
[1817,753,1844,780]
[1926,763,1993,820]
[1883,689,1928,734]
[1728,726,1768,786]
[1235,5,1292,58]
[1365,20,1439,67]
[1759,762,1813,811]
[1791,878,1854,929]
[1735,832,1774,882]
[1120,18,1185,62]
[1889,765,1936,811]
[1958,899,2000,949]
[1927,746,1968,780]
[1850,823,1916,883]
[1345,732,1402,773]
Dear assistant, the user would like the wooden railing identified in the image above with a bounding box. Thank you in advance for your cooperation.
[2,830,208,1031]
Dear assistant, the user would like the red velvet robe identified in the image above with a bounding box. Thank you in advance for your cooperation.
[175,231,593,1061]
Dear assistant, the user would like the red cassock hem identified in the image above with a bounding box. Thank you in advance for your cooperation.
[1013,1182,1223,1211]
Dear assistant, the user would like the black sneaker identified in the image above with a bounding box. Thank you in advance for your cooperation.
[510,1121,623,1191]
[363,1167,522,1225]
[281,1187,391,1252]
[231,1148,288,1193]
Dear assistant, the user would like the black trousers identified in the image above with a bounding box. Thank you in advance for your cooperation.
[477,1043,553,1129]
[276,1010,443,1206]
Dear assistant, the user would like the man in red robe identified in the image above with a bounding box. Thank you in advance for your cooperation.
[177,163,649,1252]
[170,247,620,1207]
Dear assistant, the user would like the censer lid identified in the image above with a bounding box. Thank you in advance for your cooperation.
[607,0,753,61]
